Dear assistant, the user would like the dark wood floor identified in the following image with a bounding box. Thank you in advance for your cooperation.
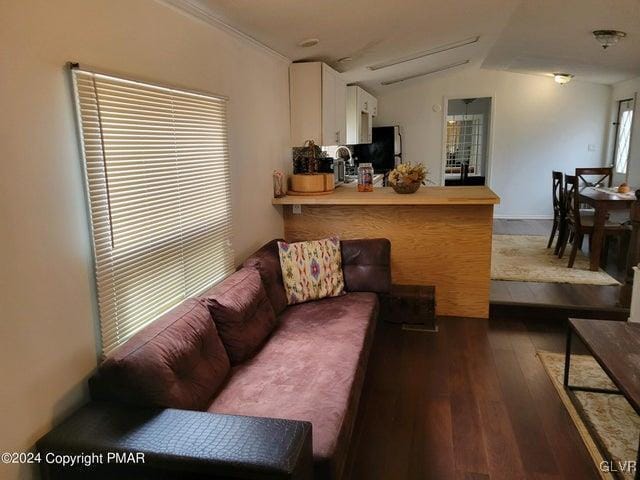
[491,219,626,313]
[345,316,600,480]
[342,219,626,478]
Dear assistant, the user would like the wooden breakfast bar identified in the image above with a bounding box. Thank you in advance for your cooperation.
[273,186,500,318]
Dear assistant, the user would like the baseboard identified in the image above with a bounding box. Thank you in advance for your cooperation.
[493,214,554,220]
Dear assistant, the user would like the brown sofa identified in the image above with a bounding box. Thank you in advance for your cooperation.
[37,238,391,480]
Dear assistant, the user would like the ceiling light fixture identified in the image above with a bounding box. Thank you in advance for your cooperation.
[367,36,480,71]
[553,73,574,85]
[337,57,353,63]
[298,38,319,48]
[592,30,626,49]
[381,60,470,86]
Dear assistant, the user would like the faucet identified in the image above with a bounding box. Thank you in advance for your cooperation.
[335,146,354,167]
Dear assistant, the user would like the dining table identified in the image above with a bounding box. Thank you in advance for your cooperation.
[578,186,635,271]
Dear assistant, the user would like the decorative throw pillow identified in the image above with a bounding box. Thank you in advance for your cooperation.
[277,236,345,305]
[200,267,277,365]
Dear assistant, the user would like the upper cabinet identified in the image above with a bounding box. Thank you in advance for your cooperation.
[346,86,377,144]
[289,62,346,147]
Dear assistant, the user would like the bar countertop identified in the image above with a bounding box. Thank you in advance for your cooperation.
[272,185,500,206]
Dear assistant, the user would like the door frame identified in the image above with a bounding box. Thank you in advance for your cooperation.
[440,94,496,187]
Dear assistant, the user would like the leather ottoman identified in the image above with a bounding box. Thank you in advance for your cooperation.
[380,284,436,331]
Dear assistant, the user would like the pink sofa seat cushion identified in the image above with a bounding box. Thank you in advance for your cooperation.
[200,267,277,365]
[90,299,230,411]
[207,292,378,479]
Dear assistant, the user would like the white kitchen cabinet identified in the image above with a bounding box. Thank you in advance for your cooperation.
[346,85,377,144]
[289,62,346,146]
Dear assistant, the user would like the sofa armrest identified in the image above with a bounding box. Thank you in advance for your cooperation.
[341,238,391,293]
[36,402,313,480]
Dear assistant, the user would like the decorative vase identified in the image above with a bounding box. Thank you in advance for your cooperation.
[391,181,421,194]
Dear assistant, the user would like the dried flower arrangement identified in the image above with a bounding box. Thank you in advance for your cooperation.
[388,163,428,194]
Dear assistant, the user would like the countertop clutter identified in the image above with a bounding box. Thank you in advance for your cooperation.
[273,185,500,206]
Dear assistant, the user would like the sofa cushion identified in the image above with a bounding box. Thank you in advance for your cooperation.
[200,267,277,365]
[278,237,345,305]
[242,239,289,315]
[207,292,378,479]
[89,299,230,411]
[341,238,391,293]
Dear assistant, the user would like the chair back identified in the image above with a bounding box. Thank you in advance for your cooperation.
[564,174,581,228]
[575,166,613,188]
[552,171,563,216]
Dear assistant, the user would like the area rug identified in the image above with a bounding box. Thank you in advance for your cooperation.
[491,234,620,286]
[539,351,640,480]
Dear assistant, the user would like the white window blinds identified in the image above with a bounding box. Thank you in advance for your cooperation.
[72,68,233,355]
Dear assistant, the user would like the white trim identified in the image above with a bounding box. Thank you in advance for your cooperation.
[157,0,291,63]
[493,214,554,220]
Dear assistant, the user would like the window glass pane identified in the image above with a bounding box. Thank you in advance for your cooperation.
[614,100,634,175]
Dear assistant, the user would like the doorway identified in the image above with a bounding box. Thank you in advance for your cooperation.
[443,97,492,186]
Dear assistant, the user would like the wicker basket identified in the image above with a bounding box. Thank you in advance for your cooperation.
[390,181,421,194]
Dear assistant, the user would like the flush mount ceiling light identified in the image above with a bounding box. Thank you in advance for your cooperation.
[381,60,470,86]
[592,30,626,49]
[298,38,319,48]
[367,36,479,71]
[553,73,574,85]
[337,56,353,63]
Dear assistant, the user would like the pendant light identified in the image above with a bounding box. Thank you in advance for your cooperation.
[592,30,626,49]
[553,73,574,85]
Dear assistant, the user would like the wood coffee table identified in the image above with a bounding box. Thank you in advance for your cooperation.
[565,318,640,479]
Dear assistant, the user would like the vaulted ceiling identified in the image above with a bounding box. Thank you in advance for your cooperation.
[179,0,640,89]
[483,0,640,85]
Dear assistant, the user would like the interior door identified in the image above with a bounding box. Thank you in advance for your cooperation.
[443,97,492,186]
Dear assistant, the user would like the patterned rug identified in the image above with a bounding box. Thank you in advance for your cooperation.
[539,351,640,480]
[492,235,620,286]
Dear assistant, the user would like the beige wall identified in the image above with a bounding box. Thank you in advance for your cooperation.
[373,65,612,218]
[0,1,289,478]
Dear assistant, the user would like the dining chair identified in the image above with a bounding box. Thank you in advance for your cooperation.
[559,174,626,268]
[575,166,614,188]
[548,171,564,249]
[574,166,614,215]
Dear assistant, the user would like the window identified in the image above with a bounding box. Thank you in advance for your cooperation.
[445,114,484,176]
[613,98,634,175]
[72,68,233,355]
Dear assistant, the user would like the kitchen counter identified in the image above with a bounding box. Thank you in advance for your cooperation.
[273,185,500,205]
[275,185,500,319]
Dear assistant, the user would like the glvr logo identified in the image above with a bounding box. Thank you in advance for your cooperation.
[600,460,637,473]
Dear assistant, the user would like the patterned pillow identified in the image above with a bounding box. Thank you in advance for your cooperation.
[277,237,345,305]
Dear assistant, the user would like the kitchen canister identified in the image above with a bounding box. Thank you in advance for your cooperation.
[357,163,374,192]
